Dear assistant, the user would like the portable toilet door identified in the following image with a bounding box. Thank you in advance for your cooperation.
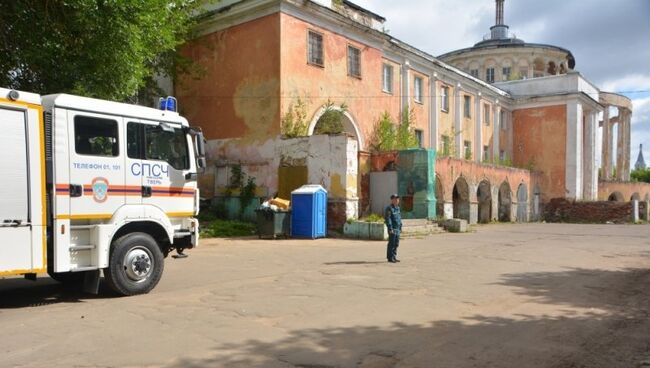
[291,185,327,239]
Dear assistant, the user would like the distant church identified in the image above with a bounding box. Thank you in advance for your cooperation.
[635,144,646,170]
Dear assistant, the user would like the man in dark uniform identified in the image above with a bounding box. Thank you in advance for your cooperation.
[385,194,402,263]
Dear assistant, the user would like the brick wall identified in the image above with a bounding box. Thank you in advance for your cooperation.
[544,198,634,224]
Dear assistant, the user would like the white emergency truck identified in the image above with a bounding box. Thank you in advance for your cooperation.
[0,87,206,295]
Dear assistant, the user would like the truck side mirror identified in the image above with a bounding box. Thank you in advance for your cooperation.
[197,157,207,170]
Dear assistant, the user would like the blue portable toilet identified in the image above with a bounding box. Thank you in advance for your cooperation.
[291,185,327,239]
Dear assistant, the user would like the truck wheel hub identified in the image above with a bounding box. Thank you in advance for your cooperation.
[124,247,153,282]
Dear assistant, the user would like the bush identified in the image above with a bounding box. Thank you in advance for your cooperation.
[200,219,257,238]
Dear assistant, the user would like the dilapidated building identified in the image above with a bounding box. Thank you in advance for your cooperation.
[173,0,646,227]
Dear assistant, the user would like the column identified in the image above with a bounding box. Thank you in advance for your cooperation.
[493,102,501,161]
[475,92,483,162]
[566,100,584,199]
[624,110,632,181]
[454,84,462,158]
[429,73,439,150]
[601,106,612,180]
[582,110,598,200]
[401,61,411,118]
[616,107,625,181]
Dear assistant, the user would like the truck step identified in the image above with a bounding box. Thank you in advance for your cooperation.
[174,230,192,238]
[70,225,95,230]
[70,266,97,272]
[69,245,95,251]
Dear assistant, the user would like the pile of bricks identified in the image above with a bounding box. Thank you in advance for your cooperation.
[544,198,633,224]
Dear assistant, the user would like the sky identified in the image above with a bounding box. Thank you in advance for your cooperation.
[353,0,650,169]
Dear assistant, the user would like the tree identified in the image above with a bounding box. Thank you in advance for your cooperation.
[0,0,203,102]
[631,168,650,183]
[370,109,419,152]
[313,100,348,135]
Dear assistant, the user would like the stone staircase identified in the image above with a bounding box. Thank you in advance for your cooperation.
[400,219,446,238]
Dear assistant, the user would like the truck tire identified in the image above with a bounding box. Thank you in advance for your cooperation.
[104,232,164,296]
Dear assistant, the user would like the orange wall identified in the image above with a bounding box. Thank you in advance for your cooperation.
[280,13,409,150]
[176,14,281,143]
[513,105,567,200]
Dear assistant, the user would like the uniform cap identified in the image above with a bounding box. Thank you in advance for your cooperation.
[390,194,400,199]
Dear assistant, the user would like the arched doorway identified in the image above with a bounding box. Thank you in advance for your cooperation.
[477,180,492,224]
[308,105,364,150]
[516,183,528,223]
[453,177,470,221]
[631,193,641,201]
[435,174,445,218]
[608,192,624,202]
[498,181,512,222]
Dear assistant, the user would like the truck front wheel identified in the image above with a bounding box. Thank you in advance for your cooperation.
[104,232,164,296]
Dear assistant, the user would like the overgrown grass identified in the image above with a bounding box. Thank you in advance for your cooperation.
[198,211,256,238]
[362,213,384,223]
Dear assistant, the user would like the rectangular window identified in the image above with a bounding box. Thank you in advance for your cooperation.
[74,115,119,157]
[500,110,507,130]
[486,68,495,83]
[500,150,506,162]
[464,140,472,160]
[414,76,423,103]
[470,69,479,78]
[441,135,450,156]
[484,104,491,126]
[502,67,511,81]
[483,145,490,161]
[463,95,471,118]
[441,86,449,112]
[307,30,324,67]
[415,129,424,148]
[347,45,361,78]
[128,122,189,170]
[382,63,393,93]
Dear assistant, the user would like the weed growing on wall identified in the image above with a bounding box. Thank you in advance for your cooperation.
[281,98,309,138]
[370,108,419,152]
[314,100,348,135]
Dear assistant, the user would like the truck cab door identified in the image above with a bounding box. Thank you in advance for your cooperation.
[139,120,196,218]
[67,111,126,220]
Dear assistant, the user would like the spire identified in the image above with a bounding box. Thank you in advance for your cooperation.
[496,0,505,25]
[490,0,509,39]
[635,144,646,170]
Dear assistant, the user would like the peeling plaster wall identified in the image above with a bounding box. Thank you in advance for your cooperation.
[177,14,281,144]
[279,13,413,150]
[512,105,567,201]
[205,135,359,226]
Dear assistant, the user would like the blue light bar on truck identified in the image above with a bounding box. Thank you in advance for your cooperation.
[158,96,178,112]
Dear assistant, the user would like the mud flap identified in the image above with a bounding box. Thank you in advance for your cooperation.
[83,269,101,294]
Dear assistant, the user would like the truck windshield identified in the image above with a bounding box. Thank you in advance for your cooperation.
[145,125,189,170]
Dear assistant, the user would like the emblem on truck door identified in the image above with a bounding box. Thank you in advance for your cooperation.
[91,177,109,203]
